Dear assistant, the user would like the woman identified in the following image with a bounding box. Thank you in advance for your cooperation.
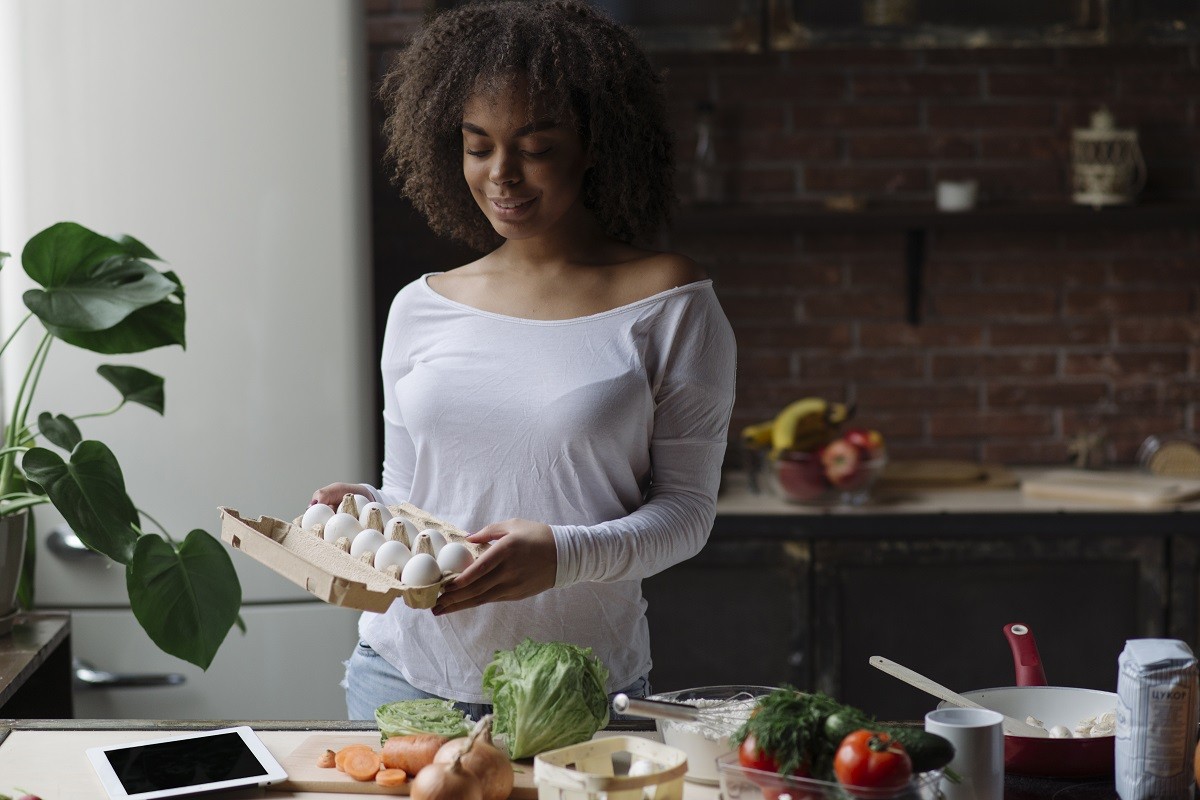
[314,0,737,720]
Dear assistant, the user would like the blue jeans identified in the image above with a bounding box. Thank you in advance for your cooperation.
[344,640,652,721]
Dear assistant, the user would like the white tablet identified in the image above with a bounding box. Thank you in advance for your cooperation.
[86,726,288,799]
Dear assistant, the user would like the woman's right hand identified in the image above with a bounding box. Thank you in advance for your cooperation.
[311,482,373,507]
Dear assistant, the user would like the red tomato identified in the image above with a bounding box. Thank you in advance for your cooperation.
[833,730,913,795]
[739,734,816,800]
[737,733,780,773]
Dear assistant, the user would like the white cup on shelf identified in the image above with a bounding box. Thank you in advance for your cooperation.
[936,179,979,211]
[925,707,1004,800]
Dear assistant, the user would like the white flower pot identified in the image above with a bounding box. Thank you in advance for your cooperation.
[0,512,27,636]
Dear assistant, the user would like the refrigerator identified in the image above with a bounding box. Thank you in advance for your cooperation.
[0,0,372,719]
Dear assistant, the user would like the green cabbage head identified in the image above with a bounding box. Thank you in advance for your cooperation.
[483,638,611,759]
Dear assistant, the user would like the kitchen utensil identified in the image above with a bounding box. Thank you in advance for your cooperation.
[925,707,1004,800]
[869,656,1049,737]
[932,622,1118,779]
[616,685,774,786]
[611,692,756,738]
[937,686,1117,778]
[275,733,538,796]
[1003,622,1048,687]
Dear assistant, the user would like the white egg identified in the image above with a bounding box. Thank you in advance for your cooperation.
[374,540,412,572]
[358,502,393,530]
[385,517,419,543]
[419,528,447,555]
[323,512,363,543]
[350,529,386,560]
[301,503,334,530]
[437,542,475,574]
[401,553,443,587]
[354,493,372,513]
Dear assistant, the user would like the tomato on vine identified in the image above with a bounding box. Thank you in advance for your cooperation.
[833,730,913,794]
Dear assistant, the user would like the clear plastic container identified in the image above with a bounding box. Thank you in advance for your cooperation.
[772,451,887,506]
[717,751,944,800]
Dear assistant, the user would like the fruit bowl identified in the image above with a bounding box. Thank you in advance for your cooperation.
[773,450,887,506]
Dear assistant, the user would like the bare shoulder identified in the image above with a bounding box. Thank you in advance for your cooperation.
[620,251,708,300]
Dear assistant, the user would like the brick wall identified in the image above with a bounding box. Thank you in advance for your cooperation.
[364,2,1200,465]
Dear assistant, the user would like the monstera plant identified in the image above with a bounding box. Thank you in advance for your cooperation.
[0,221,241,670]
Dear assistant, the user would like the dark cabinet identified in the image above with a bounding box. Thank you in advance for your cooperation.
[643,537,809,692]
[645,509,1188,721]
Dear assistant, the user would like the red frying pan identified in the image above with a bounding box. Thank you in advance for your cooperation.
[941,623,1117,778]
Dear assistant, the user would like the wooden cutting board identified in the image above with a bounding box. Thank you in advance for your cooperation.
[269,733,537,797]
[1021,470,1200,507]
[879,460,1019,490]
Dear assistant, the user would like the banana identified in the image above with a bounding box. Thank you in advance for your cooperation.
[770,397,854,457]
[740,419,776,448]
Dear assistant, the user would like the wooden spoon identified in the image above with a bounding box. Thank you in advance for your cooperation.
[870,655,1049,738]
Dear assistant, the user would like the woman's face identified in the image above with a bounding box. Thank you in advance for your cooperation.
[461,82,591,242]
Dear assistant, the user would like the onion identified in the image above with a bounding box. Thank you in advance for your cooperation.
[410,751,482,800]
[433,715,513,800]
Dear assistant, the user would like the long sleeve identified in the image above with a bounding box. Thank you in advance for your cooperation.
[548,287,736,586]
[365,290,416,508]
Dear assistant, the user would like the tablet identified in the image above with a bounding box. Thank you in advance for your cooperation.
[86,726,288,799]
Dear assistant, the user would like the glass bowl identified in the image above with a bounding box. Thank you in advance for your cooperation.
[646,685,776,786]
[773,450,887,506]
[717,751,944,800]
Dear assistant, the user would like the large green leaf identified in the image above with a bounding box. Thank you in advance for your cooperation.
[47,272,186,354]
[21,442,139,564]
[21,221,129,287]
[97,365,165,414]
[114,233,161,262]
[24,255,177,332]
[37,412,82,451]
[126,530,242,670]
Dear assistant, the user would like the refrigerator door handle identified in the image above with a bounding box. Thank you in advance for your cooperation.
[47,526,105,561]
[73,658,186,689]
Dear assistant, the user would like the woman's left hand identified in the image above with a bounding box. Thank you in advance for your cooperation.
[431,519,557,615]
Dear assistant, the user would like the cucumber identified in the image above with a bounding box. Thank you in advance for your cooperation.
[823,710,956,774]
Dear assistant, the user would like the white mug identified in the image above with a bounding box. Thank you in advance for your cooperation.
[925,707,1004,800]
[936,179,978,212]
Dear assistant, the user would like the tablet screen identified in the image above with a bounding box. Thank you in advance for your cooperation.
[101,731,268,793]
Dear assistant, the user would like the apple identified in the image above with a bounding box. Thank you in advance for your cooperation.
[842,427,886,460]
[820,438,867,489]
[776,455,829,502]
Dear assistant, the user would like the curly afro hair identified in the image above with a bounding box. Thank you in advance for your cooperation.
[379,0,676,253]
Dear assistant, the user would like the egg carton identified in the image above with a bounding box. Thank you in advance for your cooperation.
[217,503,486,612]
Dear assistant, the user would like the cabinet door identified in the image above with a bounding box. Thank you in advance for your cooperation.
[813,534,1165,721]
[643,538,809,692]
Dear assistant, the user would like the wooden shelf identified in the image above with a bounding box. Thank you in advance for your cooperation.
[670,201,1200,325]
[670,200,1200,235]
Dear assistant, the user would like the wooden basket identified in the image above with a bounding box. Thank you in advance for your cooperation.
[533,736,687,800]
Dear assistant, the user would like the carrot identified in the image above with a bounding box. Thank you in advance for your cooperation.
[375,768,409,787]
[382,734,448,774]
[343,748,383,782]
[335,743,376,772]
[317,749,336,768]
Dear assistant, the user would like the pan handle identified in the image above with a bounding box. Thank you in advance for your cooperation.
[1004,622,1048,686]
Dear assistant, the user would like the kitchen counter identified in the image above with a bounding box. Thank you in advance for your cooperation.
[0,719,724,799]
[644,467,1200,719]
[717,466,1200,517]
[0,718,1121,799]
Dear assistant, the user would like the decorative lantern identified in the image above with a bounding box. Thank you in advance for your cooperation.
[1071,107,1146,208]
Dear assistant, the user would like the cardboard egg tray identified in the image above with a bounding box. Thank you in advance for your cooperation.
[217,503,485,612]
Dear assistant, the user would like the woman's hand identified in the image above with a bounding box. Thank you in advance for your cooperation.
[431,519,557,615]
[311,482,373,507]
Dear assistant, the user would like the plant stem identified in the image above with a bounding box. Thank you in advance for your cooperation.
[1,331,52,497]
[68,403,125,422]
[136,508,177,544]
[0,311,33,363]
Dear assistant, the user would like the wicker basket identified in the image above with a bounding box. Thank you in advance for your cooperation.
[533,736,687,800]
